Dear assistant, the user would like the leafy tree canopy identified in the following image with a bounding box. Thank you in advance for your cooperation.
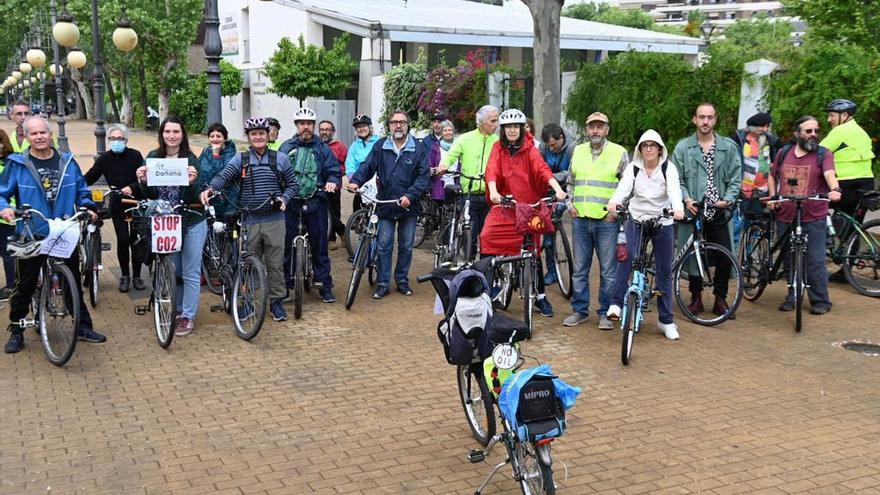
[263,33,357,104]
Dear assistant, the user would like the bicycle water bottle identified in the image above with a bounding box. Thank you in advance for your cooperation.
[825,215,835,246]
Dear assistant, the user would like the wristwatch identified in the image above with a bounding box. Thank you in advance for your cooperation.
[832,187,842,193]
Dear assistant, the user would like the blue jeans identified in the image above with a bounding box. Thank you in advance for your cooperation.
[570,217,618,316]
[285,197,332,289]
[171,220,207,320]
[376,215,418,288]
[610,220,675,325]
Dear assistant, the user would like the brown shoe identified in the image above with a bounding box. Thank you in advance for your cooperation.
[687,294,704,314]
[712,296,735,319]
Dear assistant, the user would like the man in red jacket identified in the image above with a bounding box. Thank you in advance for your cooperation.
[319,120,348,249]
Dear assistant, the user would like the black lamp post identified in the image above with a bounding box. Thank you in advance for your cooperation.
[204,0,223,129]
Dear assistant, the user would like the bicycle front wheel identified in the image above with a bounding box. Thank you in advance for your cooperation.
[492,263,514,310]
[517,440,555,495]
[522,259,534,335]
[39,263,80,366]
[293,238,306,320]
[86,233,100,307]
[739,224,769,302]
[202,229,225,296]
[793,245,806,333]
[553,225,573,299]
[841,219,880,297]
[456,364,496,446]
[621,292,638,366]
[231,256,268,340]
[152,256,176,348]
[344,208,369,258]
[345,235,370,310]
[673,242,743,326]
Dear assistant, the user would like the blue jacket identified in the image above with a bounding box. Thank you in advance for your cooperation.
[345,134,380,178]
[198,140,239,218]
[0,149,96,236]
[277,136,341,198]
[350,135,430,219]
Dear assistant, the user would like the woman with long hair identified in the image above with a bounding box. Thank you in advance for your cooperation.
[0,129,16,300]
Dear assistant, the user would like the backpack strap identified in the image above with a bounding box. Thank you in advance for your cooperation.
[632,160,668,182]
[268,149,286,190]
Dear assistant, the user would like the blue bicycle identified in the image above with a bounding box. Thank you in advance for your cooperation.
[344,189,402,310]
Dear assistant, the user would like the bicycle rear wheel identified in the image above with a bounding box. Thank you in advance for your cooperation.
[841,219,880,297]
[453,225,472,268]
[492,263,514,310]
[793,245,805,333]
[739,224,769,301]
[202,228,225,295]
[39,264,80,366]
[345,235,370,310]
[232,256,269,340]
[344,208,369,258]
[457,363,496,446]
[522,259,534,335]
[553,225,573,299]
[621,292,638,366]
[152,256,176,348]
[673,243,743,326]
[89,232,101,307]
[517,440,555,495]
[293,238,306,320]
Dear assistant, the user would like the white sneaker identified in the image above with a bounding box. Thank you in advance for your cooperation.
[658,322,679,340]
[606,305,621,321]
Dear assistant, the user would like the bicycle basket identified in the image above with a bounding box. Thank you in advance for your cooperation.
[861,191,880,211]
[514,202,555,236]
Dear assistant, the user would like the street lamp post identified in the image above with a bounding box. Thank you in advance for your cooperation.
[204,0,223,129]
[90,0,107,154]
[49,0,76,153]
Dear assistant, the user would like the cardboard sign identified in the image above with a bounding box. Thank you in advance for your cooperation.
[146,158,189,187]
[151,215,183,253]
[40,219,80,259]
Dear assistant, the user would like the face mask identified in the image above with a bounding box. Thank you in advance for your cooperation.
[110,141,126,154]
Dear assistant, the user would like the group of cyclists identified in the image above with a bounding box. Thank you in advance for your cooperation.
[0,93,876,356]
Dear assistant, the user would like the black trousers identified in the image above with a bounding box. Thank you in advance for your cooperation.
[111,214,144,278]
[327,190,346,241]
[688,219,733,299]
[837,178,875,218]
[464,193,490,258]
[8,250,93,331]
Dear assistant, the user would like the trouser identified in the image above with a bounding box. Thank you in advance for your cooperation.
[170,220,208,320]
[541,204,567,278]
[570,217,618,316]
[0,223,16,289]
[285,198,332,289]
[376,215,418,288]
[611,221,674,325]
[352,194,363,215]
[687,219,733,299]
[111,214,143,278]
[463,193,490,258]
[246,218,286,300]
[778,219,830,306]
[834,179,875,237]
[8,250,93,331]
[327,190,346,241]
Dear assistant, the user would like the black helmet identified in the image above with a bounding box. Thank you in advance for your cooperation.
[825,99,857,115]
[267,117,281,130]
[352,114,372,127]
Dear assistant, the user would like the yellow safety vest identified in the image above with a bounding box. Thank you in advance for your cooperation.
[819,119,875,180]
[10,131,29,153]
[571,142,626,219]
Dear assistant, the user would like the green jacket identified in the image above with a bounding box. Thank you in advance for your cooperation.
[441,129,499,193]
[672,133,742,253]
[138,150,205,228]
[819,119,875,180]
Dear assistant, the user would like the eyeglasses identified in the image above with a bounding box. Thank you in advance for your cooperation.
[640,143,660,149]
[488,119,499,123]
[13,111,30,116]
[801,128,821,135]
[389,120,408,126]
[108,137,127,142]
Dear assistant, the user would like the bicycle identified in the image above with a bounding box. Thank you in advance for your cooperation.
[546,206,573,300]
[79,188,121,307]
[288,193,315,319]
[738,189,829,332]
[825,189,880,297]
[433,172,484,269]
[413,192,444,249]
[11,205,89,366]
[612,206,670,366]
[125,198,203,347]
[344,189,403,310]
[671,200,743,326]
[203,192,271,340]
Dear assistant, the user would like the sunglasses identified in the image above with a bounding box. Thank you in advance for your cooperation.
[801,128,821,135]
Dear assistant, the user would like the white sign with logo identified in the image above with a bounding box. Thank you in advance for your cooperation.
[40,219,80,259]
[146,158,189,187]
[151,215,183,253]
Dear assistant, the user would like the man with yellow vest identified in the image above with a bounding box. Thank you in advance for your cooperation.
[562,112,629,329]
[9,101,32,153]
[438,104,499,258]
[820,99,876,216]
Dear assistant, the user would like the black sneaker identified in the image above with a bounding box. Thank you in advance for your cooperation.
[321,289,336,303]
[132,277,146,291]
[778,300,794,312]
[118,276,131,293]
[810,302,832,315]
[828,270,847,284]
[373,286,390,299]
[397,284,413,296]
[4,329,24,353]
[535,297,554,317]
[78,328,107,343]
[0,287,12,301]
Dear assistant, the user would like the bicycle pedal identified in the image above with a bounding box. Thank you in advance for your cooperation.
[210,304,225,313]
[17,318,36,329]
[134,305,149,316]
[468,450,486,463]
[101,243,112,251]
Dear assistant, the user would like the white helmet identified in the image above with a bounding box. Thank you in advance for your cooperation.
[293,107,317,122]
[498,108,527,126]
[7,236,44,259]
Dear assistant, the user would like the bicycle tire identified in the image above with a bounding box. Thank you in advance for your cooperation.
[345,234,370,310]
[455,225,472,268]
[39,263,80,366]
[621,291,638,366]
[794,245,805,333]
[522,259,534,335]
[413,216,427,249]
[344,208,369,258]
[739,224,769,302]
[673,242,743,326]
[152,256,176,348]
[88,232,101,307]
[293,238,305,320]
[492,263,514,310]
[202,230,225,296]
[841,218,880,297]
[554,224,573,299]
[517,440,556,495]
[456,364,496,447]
[232,256,269,341]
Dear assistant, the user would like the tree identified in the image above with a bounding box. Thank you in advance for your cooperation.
[263,34,357,106]
[381,60,427,129]
[522,0,564,136]
[781,0,880,50]
[562,2,685,35]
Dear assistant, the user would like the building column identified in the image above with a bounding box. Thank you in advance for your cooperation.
[357,36,391,118]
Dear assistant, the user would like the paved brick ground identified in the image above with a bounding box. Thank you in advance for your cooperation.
[1,120,879,495]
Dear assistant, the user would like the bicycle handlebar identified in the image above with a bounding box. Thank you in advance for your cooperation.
[766,193,830,203]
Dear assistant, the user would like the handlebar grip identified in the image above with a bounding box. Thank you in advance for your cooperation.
[416,273,433,284]
[120,199,139,205]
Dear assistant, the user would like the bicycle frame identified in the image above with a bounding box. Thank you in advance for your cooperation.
[620,219,658,333]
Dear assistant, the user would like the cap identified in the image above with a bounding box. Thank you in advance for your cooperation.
[586,112,609,124]
[431,113,446,121]
[746,112,772,127]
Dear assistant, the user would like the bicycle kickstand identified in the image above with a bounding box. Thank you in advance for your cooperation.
[473,458,510,495]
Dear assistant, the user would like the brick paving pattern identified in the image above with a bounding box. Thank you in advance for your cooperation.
[1,120,879,494]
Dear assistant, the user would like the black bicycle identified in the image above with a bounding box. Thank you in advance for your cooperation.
[345,189,402,310]
[433,172,484,269]
[288,194,316,319]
